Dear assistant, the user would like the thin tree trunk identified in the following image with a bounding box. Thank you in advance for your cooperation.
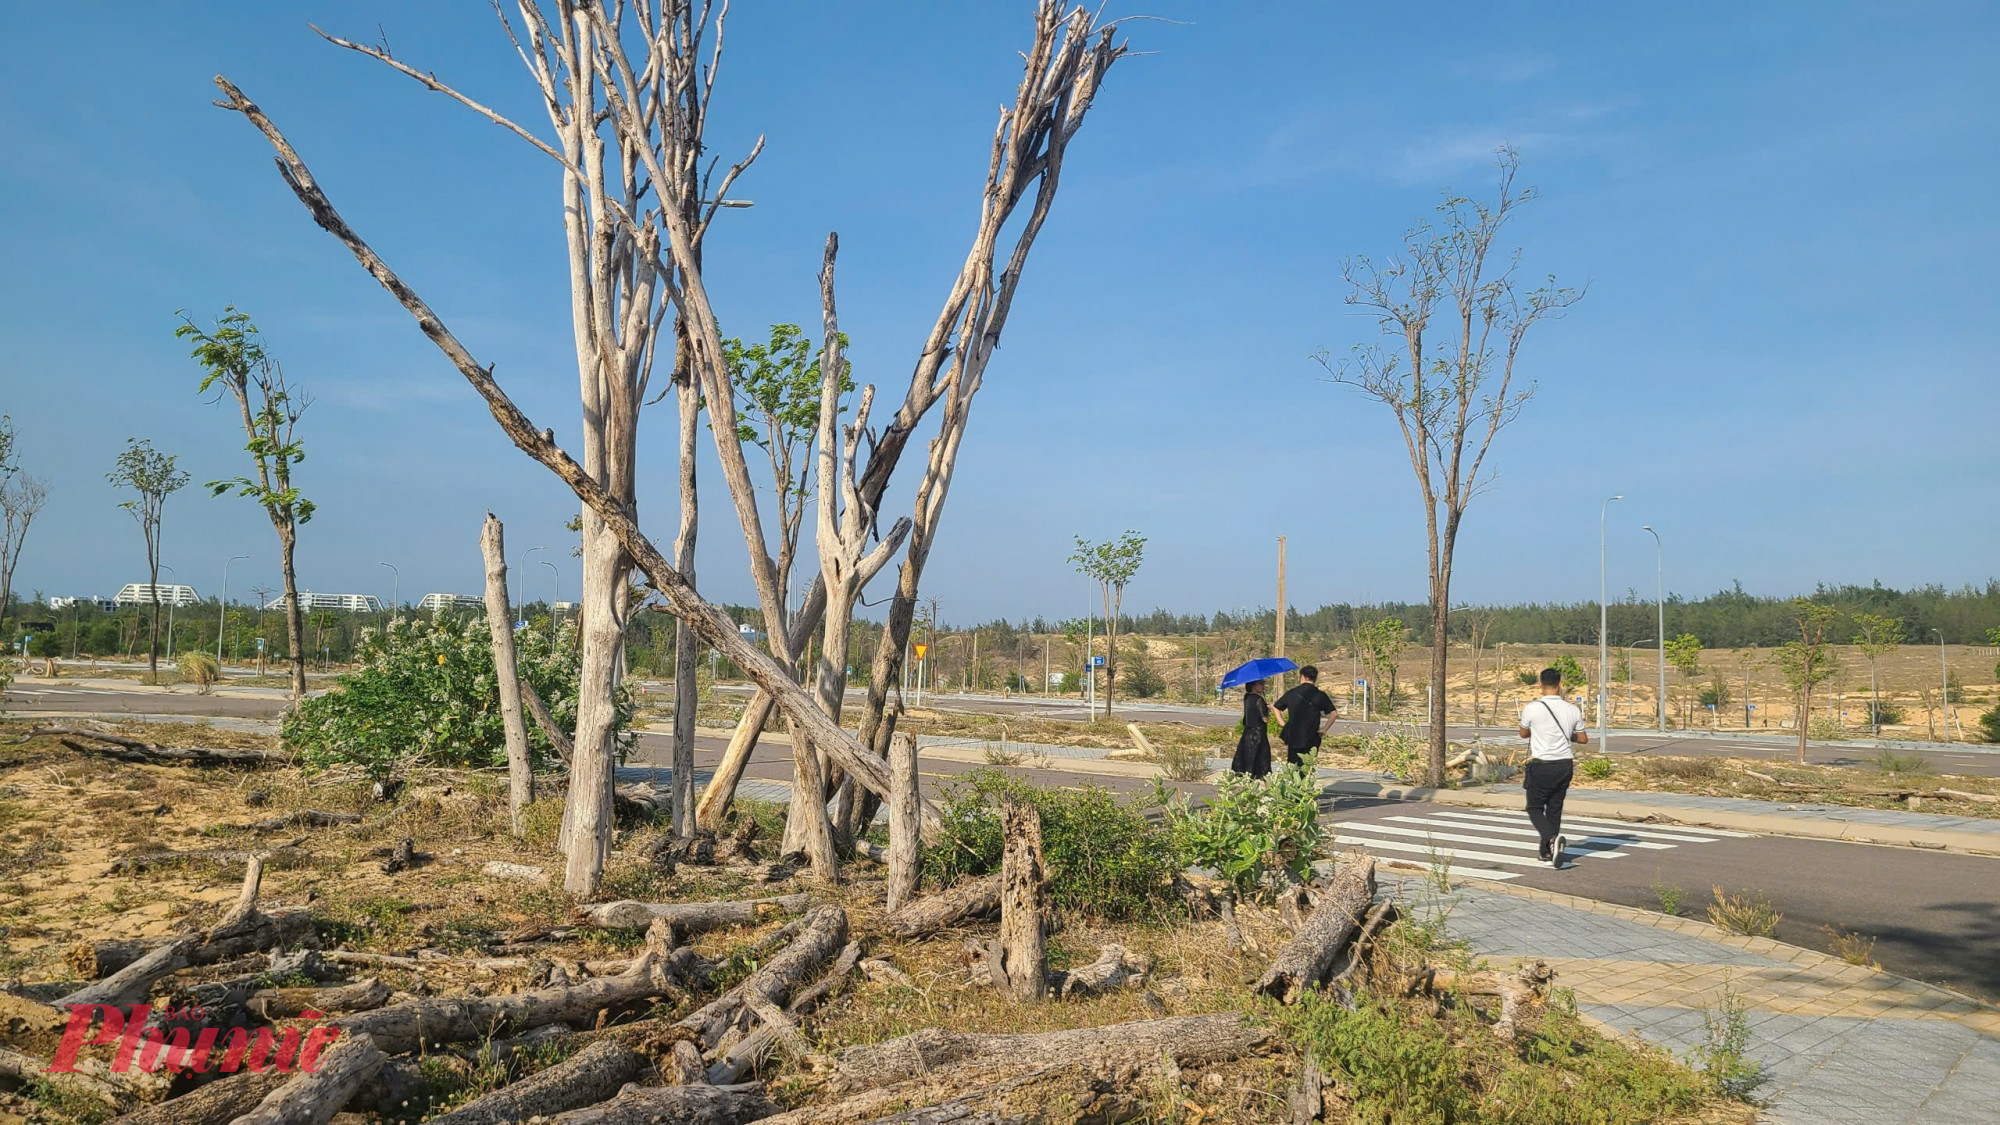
[995,799,1048,1001]
[885,732,920,911]
[279,522,306,700]
[672,359,700,839]
[697,693,776,831]
[565,521,628,895]
[147,558,161,681]
[482,514,535,836]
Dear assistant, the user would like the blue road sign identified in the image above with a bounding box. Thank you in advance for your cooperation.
[1091,655,1105,667]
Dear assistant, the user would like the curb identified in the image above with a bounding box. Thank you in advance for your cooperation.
[1322,779,2000,858]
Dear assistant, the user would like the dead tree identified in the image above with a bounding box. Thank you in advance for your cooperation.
[994,799,1049,1000]
[695,3,1130,839]
[481,513,534,834]
[1316,150,1583,785]
[884,732,921,911]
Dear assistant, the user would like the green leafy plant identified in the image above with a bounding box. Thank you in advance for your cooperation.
[1147,740,1212,783]
[1872,747,1934,775]
[1821,925,1877,968]
[1579,756,1613,780]
[1687,980,1764,1098]
[1168,753,1327,898]
[922,769,1178,920]
[281,613,630,779]
[1650,879,1685,916]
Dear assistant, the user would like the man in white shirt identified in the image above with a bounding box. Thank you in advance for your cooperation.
[1518,666,1587,867]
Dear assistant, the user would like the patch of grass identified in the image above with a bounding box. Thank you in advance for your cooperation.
[1822,925,1878,968]
[1871,748,1934,775]
[1638,756,1722,782]
[21,1077,115,1125]
[1578,756,1613,780]
[981,744,1023,767]
[519,797,565,852]
[1706,886,1781,937]
[1651,879,1686,917]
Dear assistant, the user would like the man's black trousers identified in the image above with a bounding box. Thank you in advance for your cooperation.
[1523,758,1575,848]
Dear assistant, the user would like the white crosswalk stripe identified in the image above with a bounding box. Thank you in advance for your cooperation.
[1330,804,1739,879]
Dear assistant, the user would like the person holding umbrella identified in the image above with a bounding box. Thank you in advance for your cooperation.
[1220,657,1297,779]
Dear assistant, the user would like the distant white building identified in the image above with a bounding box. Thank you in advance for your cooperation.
[49,596,118,612]
[551,601,577,614]
[265,592,384,613]
[418,592,486,611]
[113,583,200,608]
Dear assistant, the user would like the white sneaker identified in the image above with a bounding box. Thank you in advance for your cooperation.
[1552,835,1567,868]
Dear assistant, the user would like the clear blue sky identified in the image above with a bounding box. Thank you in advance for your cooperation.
[3,2,1995,623]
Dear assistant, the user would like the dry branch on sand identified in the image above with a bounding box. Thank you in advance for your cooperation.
[30,725,289,765]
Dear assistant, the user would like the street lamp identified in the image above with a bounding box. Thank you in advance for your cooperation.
[160,563,179,661]
[1598,495,1622,750]
[378,561,400,616]
[541,559,560,643]
[1641,526,1666,734]
[521,546,547,618]
[1934,629,1951,741]
[219,554,248,664]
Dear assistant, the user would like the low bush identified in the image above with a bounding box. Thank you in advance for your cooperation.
[1978,705,2000,744]
[1168,753,1327,899]
[921,769,1179,920]
[1872,747,1934,775]
[1362,723,1425,783]
[281,614,631,779]
[1806,714,1849,741]
[1148,740,1212,782]
[1638,756,1721,782]
[1579,756,1613,780]
[1706,885,1781,937]
[176,651,220,693]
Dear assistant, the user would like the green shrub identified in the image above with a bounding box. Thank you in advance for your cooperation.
[1362,724,1425,783]
[921,769,1179,920]
[1120,643,1165,699]
[176,650,221,692]
[1980,705,2000,744]
[1579,756,1613,780]
[1872,747,1934,775]
[281,614,630,779]
[1168,753,1326,899]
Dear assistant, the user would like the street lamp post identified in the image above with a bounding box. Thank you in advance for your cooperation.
[378,561,399,618]
[219,554,248,664]
[1642,525,1666,733]
[521,546,546,620]
[541,559,560,643]
[1934,629,1951,741]
[160,563,179,661]
[1598,495,1622,749]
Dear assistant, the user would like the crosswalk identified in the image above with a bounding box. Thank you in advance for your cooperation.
[1329,806,1749,882]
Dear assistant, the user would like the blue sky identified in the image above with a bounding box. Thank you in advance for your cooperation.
[2,2,1995,623]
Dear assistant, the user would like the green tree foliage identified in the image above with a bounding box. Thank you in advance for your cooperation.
[1776,599,1841,762]
[282,614,631,779]
[723,323,852,592]
[1547,653,1589,694]
[1120,640,1165,698]
[921,769,1179,920]
[1168,753,1327,899]
[1070,531,1147,712]
[106,438,189,680]
[1354,617,1410,705]
[1663,634,1704,680]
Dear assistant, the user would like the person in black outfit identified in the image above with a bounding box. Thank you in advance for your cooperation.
[1230,678,1275,778]
[1273,665,1339,762]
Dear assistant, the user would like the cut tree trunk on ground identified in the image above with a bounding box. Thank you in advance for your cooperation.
[424,1039,647,1125]
[247,979,391,1020]
[678,905,847,1050]
[1051,945,1151,1000]
[705,939,862,1085]
[582,894,810,932]
[107,844,304,877]
[545,1082,776,1125]
[886,873,1000,938]
[480,512,536,836]
[995,800,1049,1001]
[248,810,360,832]
[55,935,197,1009]
[43,730,288,767]
[68,911,313,979]
[103,1067,290,1125]
[826,1013,1272,1095]
[331,953,682,1055]
[1422,962,1553,1041]
[759,1063,1137,1125]
[227,1031,384,1125]
[885,733,920,912]
[1256,857,1377,1005]
[0,1046,130,1111]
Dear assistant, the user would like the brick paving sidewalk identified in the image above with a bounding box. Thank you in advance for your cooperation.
[1390,874,2000,1123]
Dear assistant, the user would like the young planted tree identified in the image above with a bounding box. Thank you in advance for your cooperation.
[1663,632,1703,728]
[1069,531,1146,719]
[1777,600,1840,762]
[1318,150,1584,786]
[1849,612,1903,734]
[725,323,852,613]
[1353,617,1408,709]
[179,307,313,700]
[106,439,188,682]
[229,1,1127,892]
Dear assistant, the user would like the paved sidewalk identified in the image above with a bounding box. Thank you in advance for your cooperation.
[1392,874,2000,1123]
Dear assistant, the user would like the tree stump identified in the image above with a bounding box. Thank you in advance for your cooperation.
[995,799,1049,1001]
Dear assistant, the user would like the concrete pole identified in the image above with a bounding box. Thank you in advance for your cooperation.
[1643,525,1665,733]
[1598,496,1622,750]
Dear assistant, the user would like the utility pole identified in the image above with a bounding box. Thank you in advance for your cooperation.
[1935,629,1952,741]
[1598,496,1622,751]
[219,554,247,664]
[1274,536,1287,688]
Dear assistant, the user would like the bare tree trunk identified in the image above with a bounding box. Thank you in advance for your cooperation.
[885,732,920,910]
[565,524,628,894]
[697,692,776,830]
[671,356,701,839]
[995,799,1048,1001]
[482,513,534,835]
[278,522,306,700]
[147,559,161,681]
[1255,857,1376,1003]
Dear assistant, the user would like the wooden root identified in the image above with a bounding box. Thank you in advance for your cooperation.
[42,727,288,766]
[1256,857,1377,1004]
[1422,961,1554,1040]
[1052,944,1152,1000]
[678,905,847,1051]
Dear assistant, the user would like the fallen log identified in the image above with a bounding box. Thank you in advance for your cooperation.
[1256,857,1376,1004]
[247,979,392,1020]
[1422,961,1553,1041]
[1938,787,2000,804]
[332,952,684,1055]
[0,1044,131,1110]
[104,1066,293,1125]
[705,939,862,1085]
[481,861,548,882]
[678,904,847,1050]
[761,1063,1136,1125]
[825,1013,1271,1095]
[227,1030,385,1125]
[107,842,305,877]
[424,1038,648,1125]
[1323,899,1398,1001]
[582,893,811,932]
[249,809,360,832]
[885,873,1000,938]
[55,935,198,1009]
[545,1082,776,1124]
[47,730,288,766]
[1052,944,1151,1000]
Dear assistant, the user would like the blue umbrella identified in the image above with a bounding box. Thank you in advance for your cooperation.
[1219,657,1297,689]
